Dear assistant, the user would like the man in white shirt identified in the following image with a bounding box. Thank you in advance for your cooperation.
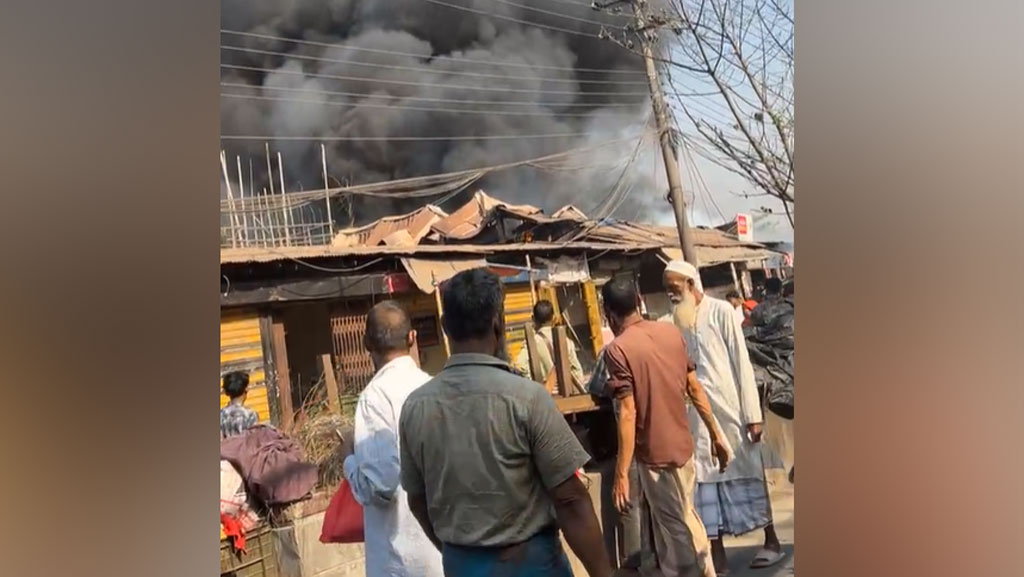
[662,261,785,574]
[343,301,443,577]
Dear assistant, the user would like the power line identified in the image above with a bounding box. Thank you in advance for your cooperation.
[221,81,643,108]
[221,44,649,85]
[221,92,642,118]
[415,0,603,38]
[270,255,386,273]
[534,0,631,16]
[222,64,651,97]
[221,29,644,75]
[481,0,624,27]
[221,133,596,142]
[221,133,651,209]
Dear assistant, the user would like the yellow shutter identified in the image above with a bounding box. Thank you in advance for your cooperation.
[219,309,270,423]
[503,283,535,363]
[582,280,605,357]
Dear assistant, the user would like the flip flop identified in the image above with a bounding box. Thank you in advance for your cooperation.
[749,548,786,569]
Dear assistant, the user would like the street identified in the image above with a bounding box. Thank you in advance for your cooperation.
[719,469,794,577]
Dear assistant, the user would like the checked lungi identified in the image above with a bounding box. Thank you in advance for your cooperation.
[695,478,774,539]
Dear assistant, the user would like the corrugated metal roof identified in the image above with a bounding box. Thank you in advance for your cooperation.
[332,205,447,248]
[222,191,780,267]
[399,257,488,293]
[429,190,548,240]
[662,246,784,267]
[582,222,757,249]
[220,241,658,264]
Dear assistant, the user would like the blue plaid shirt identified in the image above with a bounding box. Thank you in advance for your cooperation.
[220,400,258,438]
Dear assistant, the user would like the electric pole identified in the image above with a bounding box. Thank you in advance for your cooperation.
[596,0,698,266]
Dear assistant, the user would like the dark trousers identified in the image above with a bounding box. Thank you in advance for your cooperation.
[441,526,573,577]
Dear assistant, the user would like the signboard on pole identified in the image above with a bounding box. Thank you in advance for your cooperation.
[736,213,753,242]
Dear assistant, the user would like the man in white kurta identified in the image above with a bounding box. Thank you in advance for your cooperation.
[343,301,443,577]
[662,261,785,573]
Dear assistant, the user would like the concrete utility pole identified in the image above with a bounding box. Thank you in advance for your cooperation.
[596,0,698,265]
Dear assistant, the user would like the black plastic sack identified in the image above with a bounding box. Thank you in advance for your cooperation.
[747,297,795,420]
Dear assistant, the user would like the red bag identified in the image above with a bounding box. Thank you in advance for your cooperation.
[319,479,365,544]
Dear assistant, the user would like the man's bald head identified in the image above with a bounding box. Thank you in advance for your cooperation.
[363,301,413,358]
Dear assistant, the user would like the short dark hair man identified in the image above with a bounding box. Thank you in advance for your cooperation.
[513,299,584,387]
[399,268,614,577]
[725,290,742,306]
[220,371,258,438]
[601,277,728,577]
[725,290,749,325]
[534,299,555,325]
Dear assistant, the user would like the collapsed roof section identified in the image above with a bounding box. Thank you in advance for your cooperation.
[222,189,782,269]
[329,190,587,249]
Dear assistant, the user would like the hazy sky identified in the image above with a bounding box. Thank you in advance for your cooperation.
[680,153,794,243]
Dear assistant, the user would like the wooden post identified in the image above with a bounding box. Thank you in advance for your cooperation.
[525,254,537,306]
[249,158,265,246]
[261,187,276,247]
[278,152,292,245]
[539,283,560,318]
[317,353,341,415]
[730,262,743,296]
[236,156,249,245]
[552,325,574,398]
[432,273,450,359]
[220,151,239,248]
[322,143,334,243]
[270,319,294,432]
[741,266,753,298]
[265,144,278,245]
[259,312,281,426]
[524,325,544,384]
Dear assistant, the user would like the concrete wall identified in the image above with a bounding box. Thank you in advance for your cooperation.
[272,512,365,577]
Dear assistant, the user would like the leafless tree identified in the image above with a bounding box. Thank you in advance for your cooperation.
[662,0,794,226]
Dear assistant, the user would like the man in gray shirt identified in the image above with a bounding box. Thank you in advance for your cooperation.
[399,268,614,577]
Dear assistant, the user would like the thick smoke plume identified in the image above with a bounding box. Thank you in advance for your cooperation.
[221,0,670,224]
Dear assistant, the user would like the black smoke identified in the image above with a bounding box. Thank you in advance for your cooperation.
[220,0,667,223]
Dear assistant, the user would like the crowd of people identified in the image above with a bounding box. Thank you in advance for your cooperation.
[220,263,792,577]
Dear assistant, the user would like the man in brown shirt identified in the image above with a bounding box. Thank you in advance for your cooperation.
[601,278,729,577]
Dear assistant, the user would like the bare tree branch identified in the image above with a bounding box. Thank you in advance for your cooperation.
[664,0,794,225]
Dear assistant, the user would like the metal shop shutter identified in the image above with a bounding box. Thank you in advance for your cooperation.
[219,309,270,423]
[503,282,534,363]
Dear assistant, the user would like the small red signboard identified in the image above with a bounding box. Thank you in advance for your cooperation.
[736,213,753,242]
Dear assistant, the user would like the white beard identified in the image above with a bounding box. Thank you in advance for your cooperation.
[672,291,699,332]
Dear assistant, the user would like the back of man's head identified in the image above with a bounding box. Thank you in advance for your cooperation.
[726,290,742,303]
[533,300,555,326]
[765,277,783,296]
[441,268,504,342]
[222,371,250,399]
[601,277,639,319]
[364,300,412,355]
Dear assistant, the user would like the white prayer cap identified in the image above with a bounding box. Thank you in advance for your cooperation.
[664,259,703,292]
